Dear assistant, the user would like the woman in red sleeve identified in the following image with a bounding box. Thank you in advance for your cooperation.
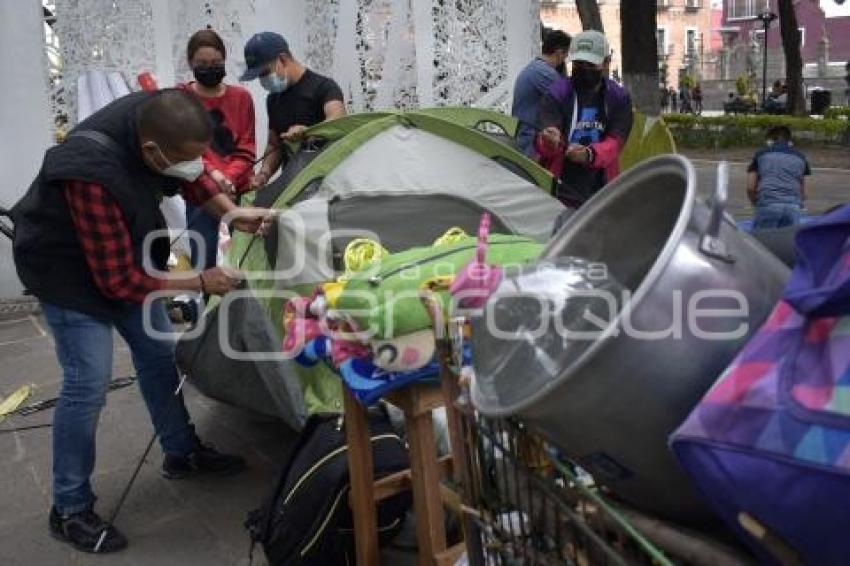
[179,29,256,270]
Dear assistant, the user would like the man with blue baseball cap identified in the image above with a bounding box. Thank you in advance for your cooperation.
[240,32,346,190]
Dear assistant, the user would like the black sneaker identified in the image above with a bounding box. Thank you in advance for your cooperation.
[49,507,128,554]
[162,441,246,480]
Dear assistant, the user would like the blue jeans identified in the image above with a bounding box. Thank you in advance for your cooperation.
[186,202,219,271]
[753,203,802,230]
[42,300,197,514]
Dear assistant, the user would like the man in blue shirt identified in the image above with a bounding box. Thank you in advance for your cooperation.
[747,126,811,229]
[511,30,571,157]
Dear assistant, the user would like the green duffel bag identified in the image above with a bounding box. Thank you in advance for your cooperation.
[332,233,543,340]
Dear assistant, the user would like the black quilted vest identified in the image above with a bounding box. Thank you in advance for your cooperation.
[11,91,180,320]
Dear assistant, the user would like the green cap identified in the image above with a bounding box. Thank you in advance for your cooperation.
[568,30,610,66]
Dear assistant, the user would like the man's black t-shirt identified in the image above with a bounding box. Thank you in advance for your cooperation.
[266,69,344,136]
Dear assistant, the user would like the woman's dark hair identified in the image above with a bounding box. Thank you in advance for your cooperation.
[187,29,226,62]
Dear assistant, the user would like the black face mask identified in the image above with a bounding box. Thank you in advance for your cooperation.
[571,67,603,91]
[193,64,226,88]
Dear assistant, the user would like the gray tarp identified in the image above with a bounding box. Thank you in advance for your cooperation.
[175,295,306,431]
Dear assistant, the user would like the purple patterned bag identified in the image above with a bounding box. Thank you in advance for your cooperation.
[671,205,850,565]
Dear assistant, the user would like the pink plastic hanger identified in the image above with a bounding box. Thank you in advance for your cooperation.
[449,213,504,308]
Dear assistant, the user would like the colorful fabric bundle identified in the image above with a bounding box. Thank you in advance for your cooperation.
[294,332,471,406]
[283,289,472,406]
[283,225,538,405]
[334,232,543,340]
[670,205,850,565]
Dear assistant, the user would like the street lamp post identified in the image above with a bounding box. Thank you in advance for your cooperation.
[756,9,778,109]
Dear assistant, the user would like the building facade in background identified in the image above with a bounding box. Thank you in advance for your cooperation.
[540,0,719,87]
[720,0,850,79]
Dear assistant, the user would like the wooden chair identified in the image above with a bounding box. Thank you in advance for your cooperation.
[343,339,474,566]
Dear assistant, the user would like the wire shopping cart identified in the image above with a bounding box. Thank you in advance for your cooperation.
[420,290,753,566]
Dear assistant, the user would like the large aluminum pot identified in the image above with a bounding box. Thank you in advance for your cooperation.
[471,155,789,523]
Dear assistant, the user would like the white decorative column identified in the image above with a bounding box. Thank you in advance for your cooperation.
[254,0,307,56]
[373,1,417,110]
[0,1,53,297]
[431,0,510,108]
[55,0,157,121]
[333,0,365,110]
[151,0,176,88]
[506,0,540,106]
[412,0,436,107]
[251,0,309,139]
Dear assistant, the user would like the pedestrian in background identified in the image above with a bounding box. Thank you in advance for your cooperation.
[511,30,571,157]
[692,83,703,115]
[678,83,692,114]
[747,125,810,230]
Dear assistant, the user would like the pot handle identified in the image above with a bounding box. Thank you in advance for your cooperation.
[699,161,736,263]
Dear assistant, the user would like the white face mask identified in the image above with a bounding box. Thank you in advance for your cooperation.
[162,157,204,182]
[151,143,204,182]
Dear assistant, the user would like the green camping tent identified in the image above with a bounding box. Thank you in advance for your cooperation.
[177,108,564,426]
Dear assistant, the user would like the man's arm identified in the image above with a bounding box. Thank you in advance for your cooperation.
[801,157,811,203]
[254,93,286,186]
[747,171,759,205]
[280,92,346,143]
[182,174,271,235]
[577,134,625,169]
[323,99,346,121]
[531,65,558,98]
[195,193,269,235]
[320,77,346,122]
[64,182,204,300]
[746,154,761,205]
[584,90,633,168]
[251,128,285,189]
[538,83,567,133]
[220,90,257,191]
[538,99,565,148]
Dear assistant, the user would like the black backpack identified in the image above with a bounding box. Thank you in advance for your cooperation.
[246,411,411,565]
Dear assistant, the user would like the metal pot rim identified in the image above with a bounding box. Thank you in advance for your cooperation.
[473,154,697,416]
